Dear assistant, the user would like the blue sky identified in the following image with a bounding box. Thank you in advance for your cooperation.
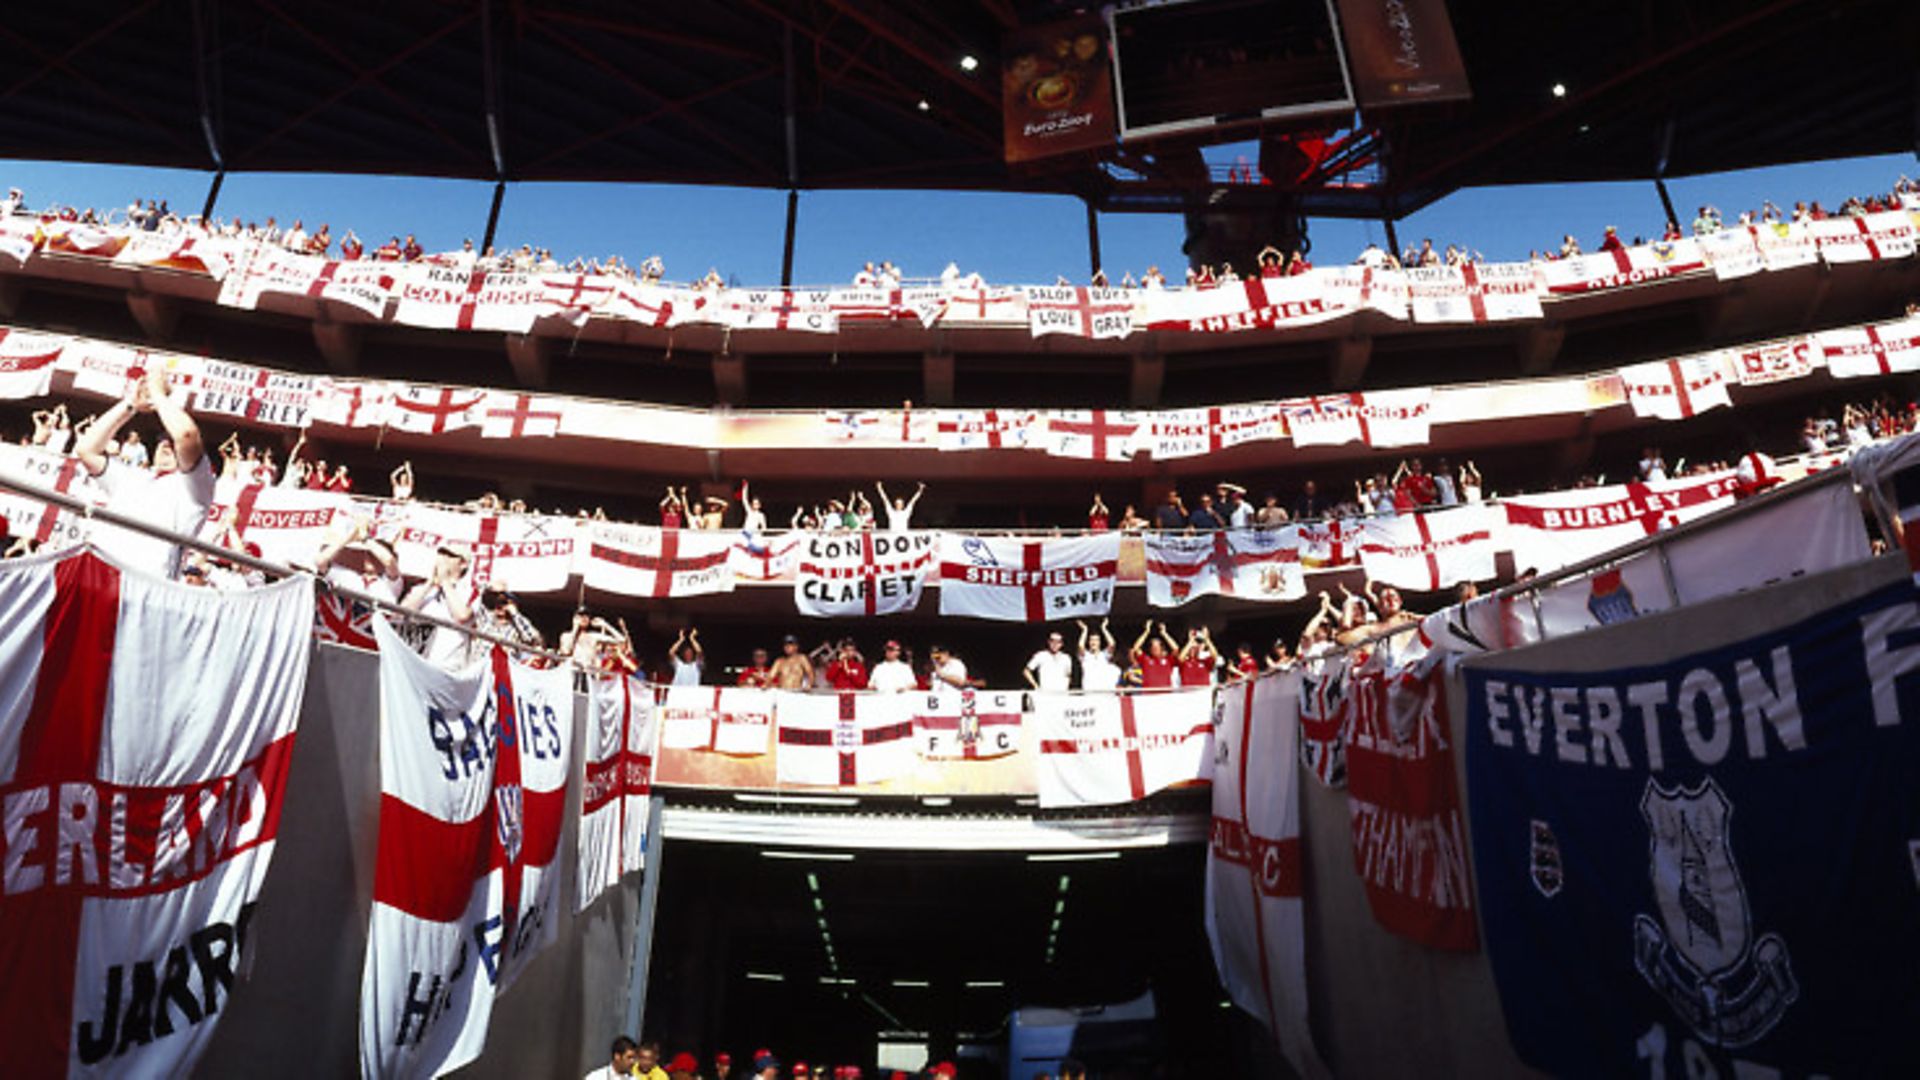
[1,151,1911,287]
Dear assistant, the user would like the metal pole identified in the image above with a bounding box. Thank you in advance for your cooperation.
[200,170,225,223]
[1086,198,1103,278]
[781,189,799,288]
[1383,216,1401,260]
[624,795,669,1039]
[482,180,506,255]
[1654,178,1680,230]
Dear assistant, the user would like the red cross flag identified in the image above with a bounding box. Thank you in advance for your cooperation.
[1812,210,1919,264]
[0,214,41,263]
[722,287,838,333]
[934,283,1023,325]
[480,391,565,439]
[1354,388,1433,448]
[538,273,615,326]
[1502,471,1738,573]
[360,622,574,1078]
[307,259,397,318]
[1281,394,1363,448]
[185,357,316,427]
[911,687,1024,760]
[1143,529,1304,607]
[1726,336,1817,386]
[309,378,392,429]
[1538,238,1707,294]
[1148,404,1283,459]
[0,550,313,1078]
[60,339,155,400]
[111,231,233,279]
[393,265,547,334]
[1618,355,1733,420]
[605,281,699,328]
[395,506,579,594]
[388,383,488,435]
[1406,261,1543,324]
[1023,285,1134,339]
[729,531,802,582]
[584,523,734,599]
[1296,519,1361,569]
[1816,318,1920,379]
[1143,272,1364,333]
[213,242,324,310]
[1044,409,1143,461]
[937,533,1120,622]
[1357,506,1499,591]
[1206,670,1320,1077]
[936,408,1040,451]
[578,673,656,912]
[774,691,916,787]
[0,326,67,399]
[794,531,937,618]
[658,685,775,756]
[0,443,99,550]
[1032,686,1215,808]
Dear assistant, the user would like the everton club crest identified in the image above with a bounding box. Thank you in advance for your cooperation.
[1632,778,1798,1047]
[1529,818,1564,898]
[1586,567,1639,625]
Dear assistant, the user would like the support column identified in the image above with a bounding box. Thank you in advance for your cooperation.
[0,277,25,319]
[1383,216,1401,261]
[1518,322,1567,375]
[922,350,955,406]
[504,333,551,388]
[481,180,506,255]
[200,170,225,223]
[312,317,363,375]
[1653,178,1679,231]
[1328,334,1372,389]
[781,190,799,288]
[125,287,179,342]
[1086,198,1103,278]
[1129,343,1164,407]
[713,350,748,404]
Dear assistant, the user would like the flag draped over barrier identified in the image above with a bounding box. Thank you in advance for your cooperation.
[577,672,654,913]
[0,549,313,1079]
[360,618,574,1079]
[1030,687,1214,808]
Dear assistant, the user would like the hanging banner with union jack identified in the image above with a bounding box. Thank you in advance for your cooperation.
[1031,686,1215,808]
[0,550,313,1079]
[1023,285,1134,339]
[360,620,574,1079]
[1617,355,1733,420]
[1143,529,1304,606]
[583,523,734,599]
[1502,471,1738,574]
[578,672,655,913]
[936,533,1120,622]
[1406,262,1542,324]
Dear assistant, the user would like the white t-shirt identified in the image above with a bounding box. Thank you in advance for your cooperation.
[1080,650,1120,690]
[867,658,917,693]
[43,427,72,455]
[326,563,403,604]
[671,657,703,687]
[931,656,968,699]
[1228,501,1254,529]
[93,455,215,579]
[1025,649,1074,692]
[414,586,474,670]
[884,504,911,532]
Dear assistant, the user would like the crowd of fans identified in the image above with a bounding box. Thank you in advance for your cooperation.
[589,1033,1081,1080]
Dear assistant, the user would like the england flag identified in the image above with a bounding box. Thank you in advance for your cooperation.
[1618,355,1733,420]
[911,688,1024,760]
[658,685,776,756]
[1143,529,1304,606]
[0,327,66,400]
[774,691,916,787]
[1357,507,1499,592]
[1032,687,1215,808]
[937,533,1120,622]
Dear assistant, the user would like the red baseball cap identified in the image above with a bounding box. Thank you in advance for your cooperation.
[666,1051,700,1072]
[931,1065,958,1077]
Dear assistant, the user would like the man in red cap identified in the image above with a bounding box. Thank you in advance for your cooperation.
[711,1051,734,1080]
[665,1051,700,1079]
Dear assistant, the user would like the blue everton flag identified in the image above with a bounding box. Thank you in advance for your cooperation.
[1465,577,1920,1076]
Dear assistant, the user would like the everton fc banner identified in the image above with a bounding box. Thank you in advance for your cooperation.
[0,550,313,1079]
[1463,574,1920,1076]
[360,618,575,1079]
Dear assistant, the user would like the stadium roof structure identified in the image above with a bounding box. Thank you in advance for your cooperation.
[1,0,1913,220]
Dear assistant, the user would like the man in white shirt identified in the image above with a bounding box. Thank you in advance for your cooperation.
[584,1036,640,1080]
[402,544,475,669]
[876,479,925,532]
[314,521,404,603]
[928,643,969,702]
[866,639,917,693]
[72,366,214,580]
[1024,630,1074,692]
[668,627,705,686]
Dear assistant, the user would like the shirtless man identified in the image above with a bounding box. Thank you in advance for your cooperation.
[769,634,815,690]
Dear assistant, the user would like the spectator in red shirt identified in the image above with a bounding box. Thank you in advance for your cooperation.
[326,464,352,493]
[1177,627,1220,687]
[1228,641,1261,681]
[1395,458,1438,508]
[1130,622,1179,689]
[1598,225,1625,253]
[660,487,686,529]
[1257,246,1284,278]
[339,230,364,260]
[737,647,774,688]
[1087,493,1110,532]
[824,639,868,691]
[401,234,424,262]
[304,458,330,491]
[374,236,402,261]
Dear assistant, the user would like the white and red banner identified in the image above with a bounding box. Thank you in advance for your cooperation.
[1024,285,1134,339]
[1726,336,1817,386]
[1032,687,1214,808]
[1296,518,1361,569]
[728,531,802,583]
[603,280,703,328]
[1811,210,1918,264]
[1816,318,1920,379]
[936,408,1039,452]
[1044,410,1143,461]
[912,688,1024,760]
[1698,227,1763,279]
[0,326,66,399]
[578,673,655,912]
[773,691,916,787]
[1206,671,1318,1077]
[1281,394,1364,448]
[1502,471,1738,573]
[1537,239,1706,294]
[1298,656,1350,787]
[1143,529,1303,606]
[0,443,99,550]
[395,508,578,595]
[1344,665,1478,950]
[60,340,156,400]
[213,243,325,310]
[392,266,545,334]
[1354,388,1433,448]
[721,288,837,334]
[1148,404,1282,459]
[1751,220,1819,271]
[0,551,312,1078]
[207,481,349,564]
[658,685,775,756]
[794,531,936,618]
[1406,262,1542,323]
[480,392,565,439]
[361,621,574,1079]
[535,273,615,326]
[931,283,1023,325]
[1143,270,1398,332]
[583,523,733,599]
[937,533,1120,622]
[1358,506,1498,591]
[309,378,392,430]
[387,384,489,435]
[185,357,316,427]
[1617,355,1732,420]
[0,215,39,263]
